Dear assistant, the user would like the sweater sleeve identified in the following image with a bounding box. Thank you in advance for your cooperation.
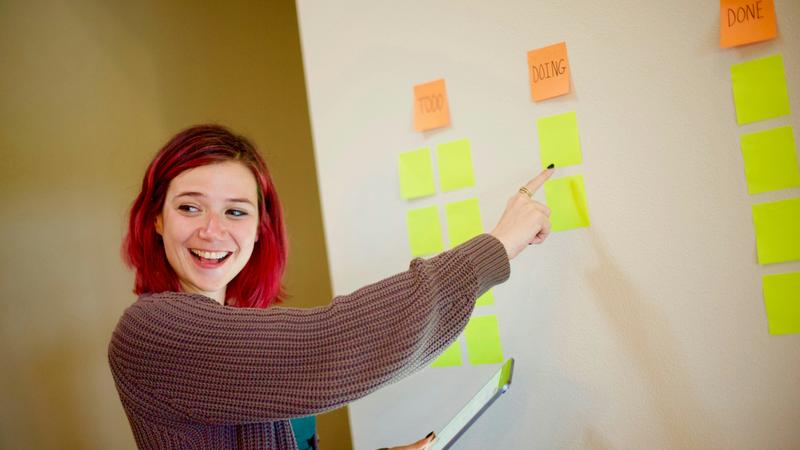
[108,234,509,425]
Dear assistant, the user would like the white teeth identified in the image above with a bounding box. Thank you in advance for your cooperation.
[190,249,230,260]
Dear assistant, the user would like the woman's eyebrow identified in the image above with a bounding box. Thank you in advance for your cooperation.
[174,191,254,206]
[228,198,255,206]
[174,191,205,199]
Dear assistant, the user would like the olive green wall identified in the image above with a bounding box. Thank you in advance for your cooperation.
[0,0,352,448]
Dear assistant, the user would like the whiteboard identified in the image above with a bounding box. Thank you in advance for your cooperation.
[295,1,800,448]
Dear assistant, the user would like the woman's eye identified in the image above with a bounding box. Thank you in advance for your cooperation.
[227,209,247,218]
[178,204,200,213]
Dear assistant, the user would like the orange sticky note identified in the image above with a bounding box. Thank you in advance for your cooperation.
[720,0,778,48]
[527,42,571,102]
[413,79,450,131]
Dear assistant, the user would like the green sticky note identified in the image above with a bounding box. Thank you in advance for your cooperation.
[464,315,504,365]
[398,147,436,199]
[437,139,475,192]
[476,289,494,306]
[537,111,582,169]
[763,272,800,335]
[445,197,483,247]
[544,175,590,232]
[731,54,791,125]
[752,198,800,265]
[741,126,800,194]
[406,205,444,257]
[431,340,462,367]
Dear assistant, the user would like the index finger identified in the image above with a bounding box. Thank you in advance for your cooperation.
[522,166,555,194]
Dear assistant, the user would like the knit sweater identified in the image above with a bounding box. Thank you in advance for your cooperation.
[108,234,510,449]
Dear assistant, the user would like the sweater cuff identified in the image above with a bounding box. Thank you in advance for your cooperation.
[456,234,510,295]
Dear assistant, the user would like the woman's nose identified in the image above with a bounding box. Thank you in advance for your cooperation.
[198,212,227,240]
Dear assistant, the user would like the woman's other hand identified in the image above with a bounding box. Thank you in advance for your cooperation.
[490,167,555,260]
[382,431,436,450]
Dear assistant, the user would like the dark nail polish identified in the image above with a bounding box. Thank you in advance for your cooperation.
[426,431,435,439]
[547,163,555,169]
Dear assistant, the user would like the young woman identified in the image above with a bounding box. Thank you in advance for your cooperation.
[109,124,552,449]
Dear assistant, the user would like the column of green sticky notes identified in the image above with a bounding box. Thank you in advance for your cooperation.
[537,112,590,232]
[730,53,798,335]
[398,145,456,366]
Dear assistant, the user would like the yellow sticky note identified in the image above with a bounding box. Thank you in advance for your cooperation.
[476,289,494,306]
[437,139,475,192]
[398,148,436,199]
[445,197,483,247]
[465,315,504,365]
[752,197,800,265]
[763,272,800,335]
[545,175,590,232]
[731,54,791,125]
[527,42,571,101]
[406,206,444,257]
[741,126,800,194]
[537,111,582,169]
[720,0,778,48]
[431,340,462,367]
[413,79,450,132]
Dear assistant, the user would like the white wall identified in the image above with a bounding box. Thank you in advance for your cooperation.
[296,1,800,448]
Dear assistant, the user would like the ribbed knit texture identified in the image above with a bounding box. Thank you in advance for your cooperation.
[108,234,510,449]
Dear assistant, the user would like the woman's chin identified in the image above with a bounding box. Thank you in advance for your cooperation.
[181,280,227,298]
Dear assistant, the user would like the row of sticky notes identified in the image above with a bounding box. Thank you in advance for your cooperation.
[406,198,482,256]
[407,198,495,303]
[406,176,591,258]
[398,139,475,199]
[432,315,505,367]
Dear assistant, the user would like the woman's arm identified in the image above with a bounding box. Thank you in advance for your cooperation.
[108,234,509,425]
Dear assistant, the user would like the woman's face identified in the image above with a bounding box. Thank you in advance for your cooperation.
[156,161,259,304]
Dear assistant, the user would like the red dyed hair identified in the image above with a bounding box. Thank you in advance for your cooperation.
[123,124,287,308]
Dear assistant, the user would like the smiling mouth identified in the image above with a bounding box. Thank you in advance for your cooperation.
[189,248,232,264]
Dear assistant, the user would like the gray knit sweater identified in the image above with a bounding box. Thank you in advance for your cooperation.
[108,234,510,449]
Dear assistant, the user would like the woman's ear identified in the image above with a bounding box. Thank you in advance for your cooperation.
[155,215,164,235]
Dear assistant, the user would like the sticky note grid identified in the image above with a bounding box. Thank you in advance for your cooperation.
[398,137,504,367]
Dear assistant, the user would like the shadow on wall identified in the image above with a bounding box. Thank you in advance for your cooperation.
[584,230,720,449]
